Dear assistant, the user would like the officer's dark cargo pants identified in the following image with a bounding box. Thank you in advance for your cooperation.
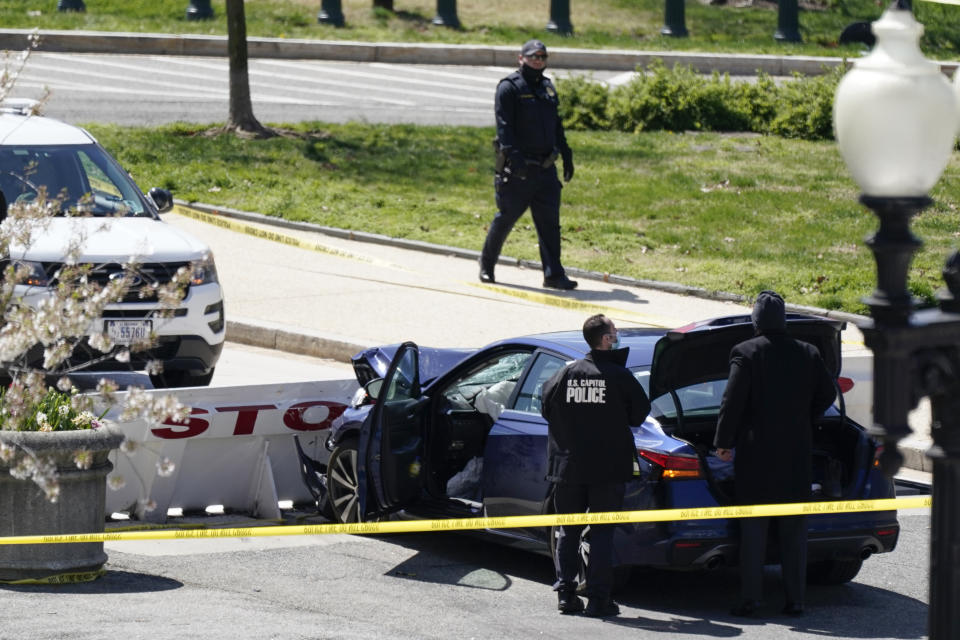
[552,482,625,599]
[481,164,565,279]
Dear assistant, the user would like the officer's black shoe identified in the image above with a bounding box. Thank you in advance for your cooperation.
[730,601,761,618]
[557,591,584,614]
[781,603,804,617]
[583,597,619,618]
[479,265,496,284]
[543,275,578,290]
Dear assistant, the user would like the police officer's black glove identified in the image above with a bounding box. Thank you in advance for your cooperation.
[562,152,574,182]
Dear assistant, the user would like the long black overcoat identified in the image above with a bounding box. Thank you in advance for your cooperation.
[713,333,837,504]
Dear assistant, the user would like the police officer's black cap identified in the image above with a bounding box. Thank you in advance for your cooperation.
[521,39,547,57]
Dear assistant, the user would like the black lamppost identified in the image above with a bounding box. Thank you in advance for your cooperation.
[834,2,960,637]
[774,0,801,42]
[318,0,346,27]
[661,0,688,37]
[57,0,85,11]
[185,0,214,20]
[432,0,460,28]
[546,0,573,36]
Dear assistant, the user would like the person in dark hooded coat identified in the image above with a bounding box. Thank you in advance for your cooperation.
[714,291,836,618]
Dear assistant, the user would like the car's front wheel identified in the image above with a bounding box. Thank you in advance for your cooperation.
[327,438,363,523]
[807,557,863,585]
[548,523,632,594]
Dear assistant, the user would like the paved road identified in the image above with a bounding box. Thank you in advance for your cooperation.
[0,504,931,640]
[8,52,630,126]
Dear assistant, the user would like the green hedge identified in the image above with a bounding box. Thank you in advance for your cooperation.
[558,61,843,141]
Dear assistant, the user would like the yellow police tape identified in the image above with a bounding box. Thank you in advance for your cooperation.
[173,204,403,270]
[0,496,930,546]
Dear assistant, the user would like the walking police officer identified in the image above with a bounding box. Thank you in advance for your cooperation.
[480,39,578,290]
[541,314,651,616]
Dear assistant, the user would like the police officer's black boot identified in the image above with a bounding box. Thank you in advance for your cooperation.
[479,258,495,284]
[557,589,584,614]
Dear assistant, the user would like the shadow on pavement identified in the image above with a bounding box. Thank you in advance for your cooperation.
[375,530,552,592]
[0,570,182,594]
[605,615,743,636]
[615,566,927,639]
[489,281,651,306]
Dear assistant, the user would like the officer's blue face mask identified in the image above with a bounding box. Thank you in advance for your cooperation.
[607,331,620,350]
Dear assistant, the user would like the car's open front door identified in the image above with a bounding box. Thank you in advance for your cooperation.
[360,342,428,518]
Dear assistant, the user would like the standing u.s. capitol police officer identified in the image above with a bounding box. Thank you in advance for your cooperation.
[541,314,651,617]
[479,39,578,290]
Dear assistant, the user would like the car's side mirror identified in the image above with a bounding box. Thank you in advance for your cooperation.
[148,187,173,213]
[365,378,383,402]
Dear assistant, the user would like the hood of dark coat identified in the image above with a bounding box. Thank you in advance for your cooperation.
[752,290,787,335]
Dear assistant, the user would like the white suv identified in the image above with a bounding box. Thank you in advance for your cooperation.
[0,103,225,388]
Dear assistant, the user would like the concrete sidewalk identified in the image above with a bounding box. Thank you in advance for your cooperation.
[0,27,862,75]
[164,202,934,477]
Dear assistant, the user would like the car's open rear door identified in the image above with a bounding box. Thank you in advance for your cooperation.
[359,341,429,518]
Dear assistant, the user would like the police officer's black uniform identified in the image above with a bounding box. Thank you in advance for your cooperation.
[541,346,650,615]
[480,40,577,290]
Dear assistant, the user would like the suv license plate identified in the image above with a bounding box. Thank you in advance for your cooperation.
[105,320,152,344]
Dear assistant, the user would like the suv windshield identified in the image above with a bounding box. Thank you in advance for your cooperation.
[0,144,149,217]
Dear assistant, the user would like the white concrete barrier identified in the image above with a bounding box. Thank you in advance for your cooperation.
[104,380,358,522]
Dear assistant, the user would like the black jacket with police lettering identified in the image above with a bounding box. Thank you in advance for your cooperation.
[541,348,651,484]
[495,68,571,168]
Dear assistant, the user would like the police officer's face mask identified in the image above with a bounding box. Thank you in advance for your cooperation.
[607,331,620,350]
[520,62,545,83]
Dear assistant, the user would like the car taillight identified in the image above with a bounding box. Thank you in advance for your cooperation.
[873,443,884,468]
[838,376,854,393]
[638,449,702,479]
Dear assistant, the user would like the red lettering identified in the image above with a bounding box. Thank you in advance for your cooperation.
[217,404,277,436]
[154,408,210,439]
[283,401,347,432]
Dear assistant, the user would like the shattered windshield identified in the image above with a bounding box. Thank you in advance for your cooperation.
[0,144,149,217]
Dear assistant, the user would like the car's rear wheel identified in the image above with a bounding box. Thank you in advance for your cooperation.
[327,438,363,523]
[807,557,863,585]
[548,524,632,594]
[149,368,215,389]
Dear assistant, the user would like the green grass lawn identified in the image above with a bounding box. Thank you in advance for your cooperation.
[5,0,960,59]
[86,122,960,315]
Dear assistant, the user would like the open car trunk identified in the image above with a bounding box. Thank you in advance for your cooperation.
[658,412,876,506]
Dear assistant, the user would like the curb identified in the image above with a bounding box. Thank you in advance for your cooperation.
[226,317,367,363]
[183,198,870,335]
[0,27,858,75]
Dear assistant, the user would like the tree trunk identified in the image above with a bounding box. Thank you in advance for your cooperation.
[374,0,394,10]
[224,0,273,138]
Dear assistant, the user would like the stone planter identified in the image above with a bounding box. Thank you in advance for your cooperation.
[0,428,123,582]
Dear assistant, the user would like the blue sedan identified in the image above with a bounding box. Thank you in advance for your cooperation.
[319,313,898,587]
